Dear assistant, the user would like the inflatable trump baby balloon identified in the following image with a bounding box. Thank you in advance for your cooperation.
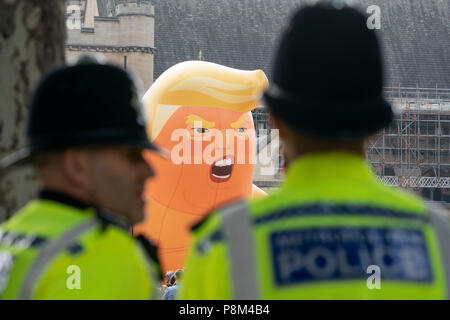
[134,61,268,272]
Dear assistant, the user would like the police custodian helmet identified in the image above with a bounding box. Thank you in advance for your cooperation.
[0,59,162,171]
[263,0,393,139]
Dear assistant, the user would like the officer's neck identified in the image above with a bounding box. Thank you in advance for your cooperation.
[39,188,130,230]
[38,188,92,210]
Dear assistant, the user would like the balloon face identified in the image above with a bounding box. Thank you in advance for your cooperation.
[136,105,257,271]
[144,105,255,215]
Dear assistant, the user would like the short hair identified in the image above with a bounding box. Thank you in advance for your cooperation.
[33,152,60,169]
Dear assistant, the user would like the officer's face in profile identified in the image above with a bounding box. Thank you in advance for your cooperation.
[85,147,155,224]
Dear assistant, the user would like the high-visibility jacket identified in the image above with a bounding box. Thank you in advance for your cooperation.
[179,151,450,299]
[0,190,161,300]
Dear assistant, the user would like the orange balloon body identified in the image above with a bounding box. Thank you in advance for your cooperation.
[134,61,268,272]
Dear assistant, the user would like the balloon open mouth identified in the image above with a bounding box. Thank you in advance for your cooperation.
[210,156,234,183]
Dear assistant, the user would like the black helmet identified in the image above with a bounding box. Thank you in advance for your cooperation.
[263,1,393,139]
[0,60,163,170]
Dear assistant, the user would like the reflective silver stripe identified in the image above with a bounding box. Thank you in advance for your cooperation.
[18,218,99,300]
[427,202,450,300]
[220,200,259,300]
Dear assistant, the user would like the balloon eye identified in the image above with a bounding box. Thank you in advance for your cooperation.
[237,128,246,133]
[195,128,208,134]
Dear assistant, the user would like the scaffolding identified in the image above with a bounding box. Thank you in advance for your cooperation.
[252,86,450,202]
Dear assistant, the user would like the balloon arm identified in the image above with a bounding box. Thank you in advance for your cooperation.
[251,184,267,198]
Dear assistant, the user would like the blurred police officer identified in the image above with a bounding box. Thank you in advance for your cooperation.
[180,1,450,299]
[0,59,162,299]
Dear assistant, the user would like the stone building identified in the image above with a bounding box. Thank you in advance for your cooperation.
[152,0,450,88]
[65,0,155,91]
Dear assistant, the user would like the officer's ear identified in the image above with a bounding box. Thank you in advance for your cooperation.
[60,148,91,188]
[269,113,288,141]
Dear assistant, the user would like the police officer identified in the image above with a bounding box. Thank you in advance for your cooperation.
[0,60,162,299]
[179,1,450,299]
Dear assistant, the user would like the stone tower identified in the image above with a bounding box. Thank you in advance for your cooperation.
[65,0,155,90]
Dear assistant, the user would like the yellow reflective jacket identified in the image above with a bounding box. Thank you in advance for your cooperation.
[180,151,450,299]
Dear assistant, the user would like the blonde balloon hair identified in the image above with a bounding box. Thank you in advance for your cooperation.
[143,61,269,141]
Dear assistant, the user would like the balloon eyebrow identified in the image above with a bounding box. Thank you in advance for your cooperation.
[230,114,249,129]
[185,114,216,127]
